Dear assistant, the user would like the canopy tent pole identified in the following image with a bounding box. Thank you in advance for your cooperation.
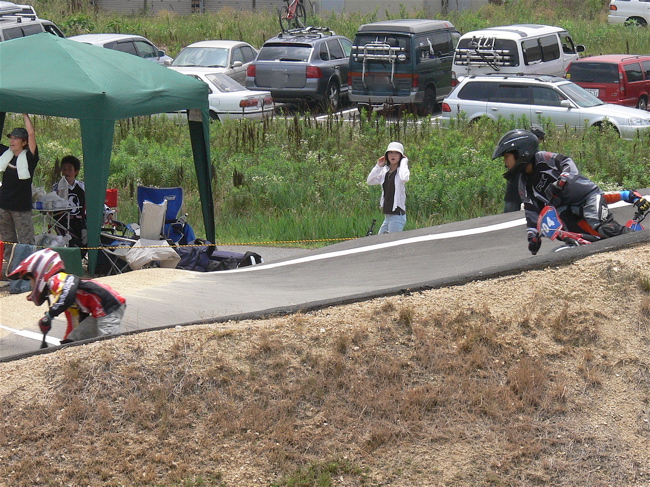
[80,119,115,276]
[188,109,215,244]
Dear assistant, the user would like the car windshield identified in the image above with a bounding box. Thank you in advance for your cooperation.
[567,62,619,83]
[205,73,246,93]
[558,81,605,108]
[172,47,229,67]
[257,43,312,62]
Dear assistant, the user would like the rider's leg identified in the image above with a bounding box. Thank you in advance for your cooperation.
[582,193,632,238]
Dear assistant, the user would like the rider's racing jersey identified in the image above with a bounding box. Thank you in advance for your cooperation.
[46,272,126,339]
[518,151,600,232]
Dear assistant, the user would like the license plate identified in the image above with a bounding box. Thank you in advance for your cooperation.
[585,88,600,97]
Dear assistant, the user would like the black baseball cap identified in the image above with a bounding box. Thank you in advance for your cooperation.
[6,128,28,139]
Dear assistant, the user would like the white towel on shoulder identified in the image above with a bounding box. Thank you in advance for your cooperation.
[0,149,29,179]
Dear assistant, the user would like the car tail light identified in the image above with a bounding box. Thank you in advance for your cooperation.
[246,64,256,77]
[411,74,419,88]
[610,4,617,10]
[451,71,458,87]
[306,66,323,78]
[348,73,352,85]
[620,71,625,94]
[240,97,260,108]
[441,102,451,113]
[263,95,274,106]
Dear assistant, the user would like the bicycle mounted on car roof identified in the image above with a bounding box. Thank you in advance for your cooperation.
[279,0,307,32]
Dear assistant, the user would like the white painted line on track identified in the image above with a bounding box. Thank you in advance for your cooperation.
[229,200,634,274]
[230,217,527,273]
[0,324,60,345]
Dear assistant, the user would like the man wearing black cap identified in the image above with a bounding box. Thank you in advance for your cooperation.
[0,113,38,268]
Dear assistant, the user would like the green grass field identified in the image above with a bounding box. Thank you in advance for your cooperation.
[18,0,650,246]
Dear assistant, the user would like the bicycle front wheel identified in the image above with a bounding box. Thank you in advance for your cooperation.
[295,3,306,28]
[279,5,291,32]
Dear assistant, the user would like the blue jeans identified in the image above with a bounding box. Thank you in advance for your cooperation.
[378,213,406,234]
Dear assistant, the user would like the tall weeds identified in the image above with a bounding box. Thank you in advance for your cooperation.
[18,109,650,246]
[18,2,650,244]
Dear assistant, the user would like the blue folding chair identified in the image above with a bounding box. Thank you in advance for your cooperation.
[136,186,196,245]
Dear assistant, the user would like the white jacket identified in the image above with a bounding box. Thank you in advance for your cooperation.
[366,157,410,212]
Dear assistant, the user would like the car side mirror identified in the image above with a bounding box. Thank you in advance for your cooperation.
[164,59,172,66]
[560,99,573,108]
[575,45,585,54]
[232,61,243,68]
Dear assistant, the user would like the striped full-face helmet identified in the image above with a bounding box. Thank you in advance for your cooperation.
[7,248,65,306]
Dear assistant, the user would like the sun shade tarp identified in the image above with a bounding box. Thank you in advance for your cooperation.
[0,33,215,273]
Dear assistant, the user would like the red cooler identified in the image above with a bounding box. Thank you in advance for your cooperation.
[105,189,118,208]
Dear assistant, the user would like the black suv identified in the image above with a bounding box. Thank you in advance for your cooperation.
[246,27,352,111]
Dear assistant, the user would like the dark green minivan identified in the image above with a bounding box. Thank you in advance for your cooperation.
[348,19,460,115]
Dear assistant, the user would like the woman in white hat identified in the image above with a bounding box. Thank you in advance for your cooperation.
[366,141,410,234]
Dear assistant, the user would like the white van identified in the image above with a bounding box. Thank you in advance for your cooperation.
[452,24,585,82]
[0,1,64,41]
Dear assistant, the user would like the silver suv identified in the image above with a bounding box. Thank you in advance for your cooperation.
[246,27,352,111]
[441,74,650,139]
[0,1,64,41]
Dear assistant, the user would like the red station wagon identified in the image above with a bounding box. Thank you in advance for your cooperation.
[565,54,650,111]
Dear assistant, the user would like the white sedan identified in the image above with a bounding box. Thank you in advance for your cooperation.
[170,68,275,121]
[170,40,257,84]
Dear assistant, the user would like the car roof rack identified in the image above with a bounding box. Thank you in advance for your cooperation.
[465,74,567,86]
[277,26,336,38]
[0,1,36,20]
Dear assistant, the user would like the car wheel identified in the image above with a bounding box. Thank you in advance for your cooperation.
[209,110,221,122]
[625,17,647,27]
[419,87,437,116]
[594,121,620,137]
[323,81,340,112]
[358,104,372,118]
[638,96,648,111]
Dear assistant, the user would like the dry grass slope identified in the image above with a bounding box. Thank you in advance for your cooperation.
[1,244,650,486]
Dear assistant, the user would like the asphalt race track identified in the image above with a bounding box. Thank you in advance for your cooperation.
[2,203,649,362]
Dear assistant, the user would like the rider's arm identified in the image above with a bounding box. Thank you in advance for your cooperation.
[555,154,579,181]
[48,274,80,318]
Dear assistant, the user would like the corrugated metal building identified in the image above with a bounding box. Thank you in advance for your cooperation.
[93,0,487,16]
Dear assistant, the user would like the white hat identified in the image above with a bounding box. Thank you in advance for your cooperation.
[385,141,405,157]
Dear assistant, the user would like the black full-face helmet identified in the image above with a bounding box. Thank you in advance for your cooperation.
[491,129,539,171]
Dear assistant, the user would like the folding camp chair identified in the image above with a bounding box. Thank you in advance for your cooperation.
[125,199,180,270]
[98,229,135,275]
[136,186,195,245]
[98,199,180,275]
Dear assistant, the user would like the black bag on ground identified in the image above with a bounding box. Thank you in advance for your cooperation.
[209,249,263,269]
[175,242,262,272]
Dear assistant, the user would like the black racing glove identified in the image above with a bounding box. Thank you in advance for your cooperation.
[528,230,542,255]
[623,190,650,213]
[38,314,52,334]
[636,196,650,213]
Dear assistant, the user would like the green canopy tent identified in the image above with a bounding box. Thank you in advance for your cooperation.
[0,33,215,274]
